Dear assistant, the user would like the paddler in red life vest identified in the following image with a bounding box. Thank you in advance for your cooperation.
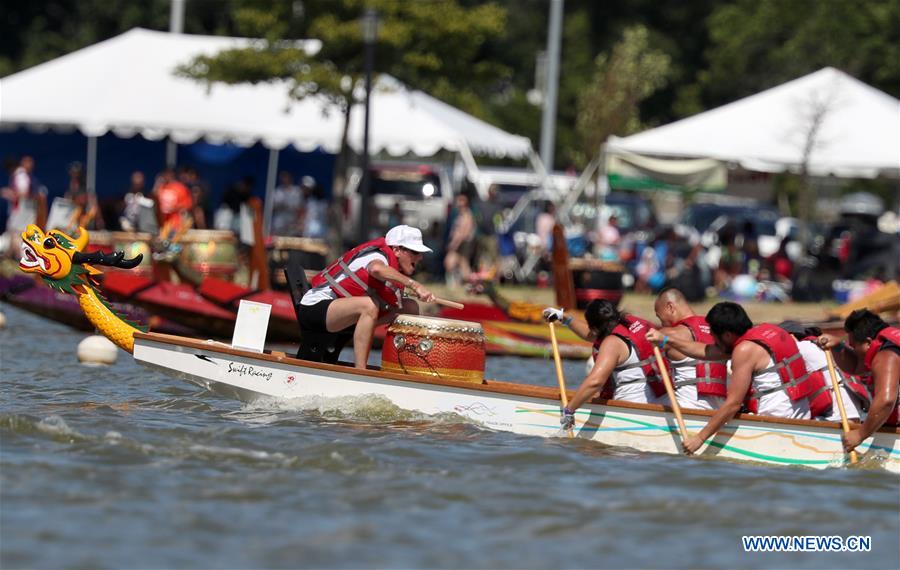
[779,321,866,423]
[543,299,669,430]
[652,287,726,410]
[818,309,900,453]
[298,225,436,369]
[646,302,816,454]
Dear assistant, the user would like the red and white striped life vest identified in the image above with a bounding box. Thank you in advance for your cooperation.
[736,324,820,414]
[672,316,728,398]
[309,238,403,316]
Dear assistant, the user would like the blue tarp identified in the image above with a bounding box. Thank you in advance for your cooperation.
[0,129,335,223]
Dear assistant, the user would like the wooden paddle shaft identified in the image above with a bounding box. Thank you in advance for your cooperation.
[548,322,573,438]
[548,323,569,407]
[652,346,690,444]
[825,349,858,465]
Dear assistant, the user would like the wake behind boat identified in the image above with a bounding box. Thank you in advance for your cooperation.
[17,224,900,473]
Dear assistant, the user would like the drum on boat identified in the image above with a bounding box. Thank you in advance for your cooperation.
[569,258,624,309]
[110,232,153,275]
[87,231,154,276]
[180,230,238,279]
[268,236,329,289]
[381,315,485,383]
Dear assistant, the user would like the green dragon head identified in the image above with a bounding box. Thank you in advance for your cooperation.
[19,224,143,294]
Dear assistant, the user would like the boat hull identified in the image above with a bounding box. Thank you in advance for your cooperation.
[132,332,899,473]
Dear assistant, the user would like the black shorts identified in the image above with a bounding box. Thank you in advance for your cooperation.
[297,299,333,332]
[297,298,356,334]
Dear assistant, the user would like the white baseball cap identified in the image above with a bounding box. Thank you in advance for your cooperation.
[385,225,433,253]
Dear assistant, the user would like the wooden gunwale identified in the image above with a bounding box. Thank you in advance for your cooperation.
[133,331,900,436]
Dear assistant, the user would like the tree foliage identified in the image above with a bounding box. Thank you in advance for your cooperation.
[177,0,509,118]
[575,26,671,166]
[695,0,900,108]
[2,0,899,175]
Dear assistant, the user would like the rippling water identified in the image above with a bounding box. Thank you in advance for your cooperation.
[1,304,898,569]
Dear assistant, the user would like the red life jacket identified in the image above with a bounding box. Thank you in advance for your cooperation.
[672,315,728,398]
[861,326,900,426]
[309,238,403,316]
[839,370,873,413]
[790,336,835,418]
[735,323,814,414]
[604,316,667,399]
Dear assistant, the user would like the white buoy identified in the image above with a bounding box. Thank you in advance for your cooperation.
[77,335,118,365]
[0,311,6,330]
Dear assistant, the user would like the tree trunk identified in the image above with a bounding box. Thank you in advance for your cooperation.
[326,99,354,257]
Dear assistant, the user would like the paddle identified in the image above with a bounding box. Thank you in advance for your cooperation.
[548,322,574,438]
[652,346,690,450]
[824,349,858,465]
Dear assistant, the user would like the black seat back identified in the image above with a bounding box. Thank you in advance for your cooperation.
[283,254,312,322]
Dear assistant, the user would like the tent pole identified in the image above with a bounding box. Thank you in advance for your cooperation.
[166,140,177,168]
[539,0,563,172]
[457,143,482,196]
[86,135,98,198]
[263,147,280,236]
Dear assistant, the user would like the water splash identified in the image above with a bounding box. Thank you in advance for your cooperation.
[237,393,472,427]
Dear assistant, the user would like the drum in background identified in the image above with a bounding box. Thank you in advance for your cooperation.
[269,236,329,288]
[86,231,154,276]
[569,258,624,309]
[180,230,238,279]
[111,232,153,275]
[382,315,485,383]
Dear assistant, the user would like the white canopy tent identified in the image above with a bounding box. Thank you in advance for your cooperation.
[605,67,900,179]
[0,28,535,230]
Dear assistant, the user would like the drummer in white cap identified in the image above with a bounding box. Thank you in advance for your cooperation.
[300,225,436,368]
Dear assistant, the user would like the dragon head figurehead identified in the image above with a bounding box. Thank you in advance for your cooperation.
[20,225,96,292]
[20,224,144,294]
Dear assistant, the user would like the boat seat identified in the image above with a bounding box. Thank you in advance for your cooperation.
[283,257,352,364]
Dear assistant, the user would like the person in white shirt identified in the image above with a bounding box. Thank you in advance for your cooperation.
[299,225,435,369]
[647,302,812,455]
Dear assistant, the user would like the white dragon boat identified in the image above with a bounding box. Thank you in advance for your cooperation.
[19,225,900,473]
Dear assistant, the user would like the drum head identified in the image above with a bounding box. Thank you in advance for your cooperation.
[392,314,483,333]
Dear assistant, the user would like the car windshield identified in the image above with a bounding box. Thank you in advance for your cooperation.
[684,205,778,236]
[570,198,650,232]
[371,169,442,199]
[495,183,536,207]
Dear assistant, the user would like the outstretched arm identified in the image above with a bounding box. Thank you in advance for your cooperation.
[817,334,862,373]
[566,336,627,412]
[681,343,754,453]
[657,325,692,360]
[842,351,899,451]
[367,259,435,303]
[647,328,729,361]
[542,307,597,342]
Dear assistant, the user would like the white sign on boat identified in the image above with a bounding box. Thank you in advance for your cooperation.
[231,300,271,353]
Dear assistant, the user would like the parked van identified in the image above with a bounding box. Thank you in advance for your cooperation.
[468,166,584,207]
[344,161,454,237]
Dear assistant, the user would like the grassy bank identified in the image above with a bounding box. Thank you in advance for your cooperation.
[423,282,839,324]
